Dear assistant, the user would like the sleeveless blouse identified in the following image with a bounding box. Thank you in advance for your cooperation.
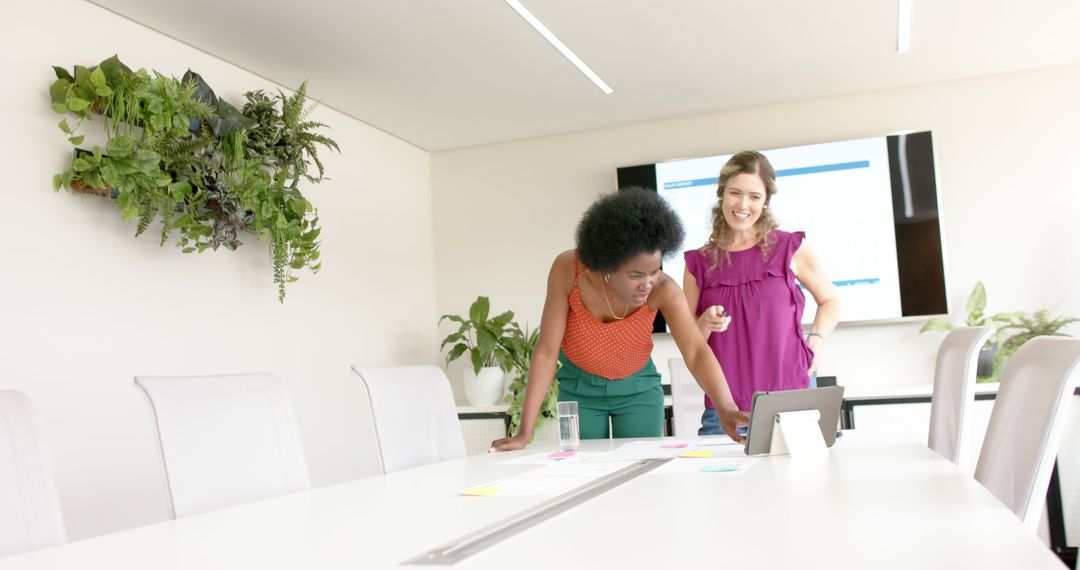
[561,255,657,379]
[684,230,814,411]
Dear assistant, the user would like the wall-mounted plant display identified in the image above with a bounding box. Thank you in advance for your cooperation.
[49,55,339,302]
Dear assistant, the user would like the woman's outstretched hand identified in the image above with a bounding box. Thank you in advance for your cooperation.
[718,406,750,443]
[489,434,529,452]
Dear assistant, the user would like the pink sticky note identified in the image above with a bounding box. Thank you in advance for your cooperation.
[547,450,578,458]
[660,443,690,449]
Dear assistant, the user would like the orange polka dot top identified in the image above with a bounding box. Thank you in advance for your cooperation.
[560,254,657,379]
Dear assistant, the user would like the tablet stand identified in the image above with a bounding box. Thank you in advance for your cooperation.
[769,409,827,457]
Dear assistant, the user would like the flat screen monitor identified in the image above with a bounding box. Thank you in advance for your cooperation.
[616,131,947,332]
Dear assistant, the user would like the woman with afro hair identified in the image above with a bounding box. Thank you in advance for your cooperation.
[491,189,747,451]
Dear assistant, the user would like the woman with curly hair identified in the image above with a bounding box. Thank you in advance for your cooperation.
[684,151,841,435]
[490,188,747,451]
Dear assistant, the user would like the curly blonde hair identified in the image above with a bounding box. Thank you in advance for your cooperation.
[701,150,780,270]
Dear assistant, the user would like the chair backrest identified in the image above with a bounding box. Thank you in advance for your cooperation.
[134,373,310,518]
[927,325,994,467]
[351,365,466,473]
[974,336,1080,531]
[0,391,66,557]
[668,358,706,438]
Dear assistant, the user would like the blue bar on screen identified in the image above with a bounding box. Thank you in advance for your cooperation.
[775,160,870,177]
[663,177,718,190]
[663,160,871,190]
[798,278,880,290]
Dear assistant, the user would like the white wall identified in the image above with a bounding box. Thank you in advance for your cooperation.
[1,0,438,540]
[432,63,1080,399]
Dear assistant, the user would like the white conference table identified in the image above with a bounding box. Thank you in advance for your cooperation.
[0,433,1067,570]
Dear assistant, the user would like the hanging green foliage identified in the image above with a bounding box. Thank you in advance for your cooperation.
[49,55,339,302]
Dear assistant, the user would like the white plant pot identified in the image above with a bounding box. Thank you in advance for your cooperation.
[464,366,506,406]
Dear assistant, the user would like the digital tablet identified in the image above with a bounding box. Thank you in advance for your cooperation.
[744,386,845,456]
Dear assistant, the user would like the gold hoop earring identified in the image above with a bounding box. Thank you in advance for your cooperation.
[604,273,611,283]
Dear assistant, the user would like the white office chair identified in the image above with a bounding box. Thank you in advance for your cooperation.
[974,337,1080,532]
[927,326,994,468]
[351,365,466,473]
[0,391,66,558]
[134,373,311,518]
[668,358,706,438]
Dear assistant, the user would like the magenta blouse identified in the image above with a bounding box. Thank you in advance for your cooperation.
[684,230,814,411]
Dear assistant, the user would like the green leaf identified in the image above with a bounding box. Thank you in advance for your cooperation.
[71,158,92,172]
[168,181,192,200]
[74,65,91,85]
[440,332,464,349]
[58,119,71,133]
[439,314,466,325]
[490,310,515,329]
[987,311,1024,323]
[97,55,133,86]
[476,328,497,359]
[469,296,490,325]
[470,350,485,375]
[494,350,511,372]
[49,79,70,105]
[52,173,62,191]
[444,343,467,365]
[67,135,85,145]
[965,282,986,318]
[51,103,68,115]
[89,66,107,85]
[89,66,108,92]
[52,66,74,81]
[106,136,135,158]
[919,319,954,333]
[66,95,90,112]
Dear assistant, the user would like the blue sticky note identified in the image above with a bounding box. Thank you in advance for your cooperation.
[700,464,739,473]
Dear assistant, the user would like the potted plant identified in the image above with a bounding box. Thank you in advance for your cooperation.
[439,296,519,406]
[920,281,1023,380]
[990,309,1079,380]
[921,281,1077,381]
[502,325,559,440]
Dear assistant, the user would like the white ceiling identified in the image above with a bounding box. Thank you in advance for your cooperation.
[90,0,1080,151]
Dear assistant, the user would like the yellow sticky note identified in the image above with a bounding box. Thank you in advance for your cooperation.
[461,486,503,497]
[680,450,713,458]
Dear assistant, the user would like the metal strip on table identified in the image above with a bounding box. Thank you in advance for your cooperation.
[403,457,672,565]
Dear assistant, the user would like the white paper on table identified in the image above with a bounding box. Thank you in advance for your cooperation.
[601,440,699,460]
[695,436,742,447]
[463,459,637,497]
[648,456,762,475]
[497,451,599,465]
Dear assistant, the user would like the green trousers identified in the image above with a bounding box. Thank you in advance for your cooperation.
[556,353,664,439]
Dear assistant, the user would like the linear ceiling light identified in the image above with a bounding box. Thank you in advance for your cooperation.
[897,0,911,53]
[503,0,614,94]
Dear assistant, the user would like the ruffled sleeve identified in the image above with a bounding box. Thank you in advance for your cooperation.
[784,231,806,266]
[683,249,706,313]
[762,230,805,276]
[683,249,703,282]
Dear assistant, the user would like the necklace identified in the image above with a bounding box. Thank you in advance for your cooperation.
[599,277,631,320]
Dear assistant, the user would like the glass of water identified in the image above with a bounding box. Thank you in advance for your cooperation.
[557,401,580,451]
